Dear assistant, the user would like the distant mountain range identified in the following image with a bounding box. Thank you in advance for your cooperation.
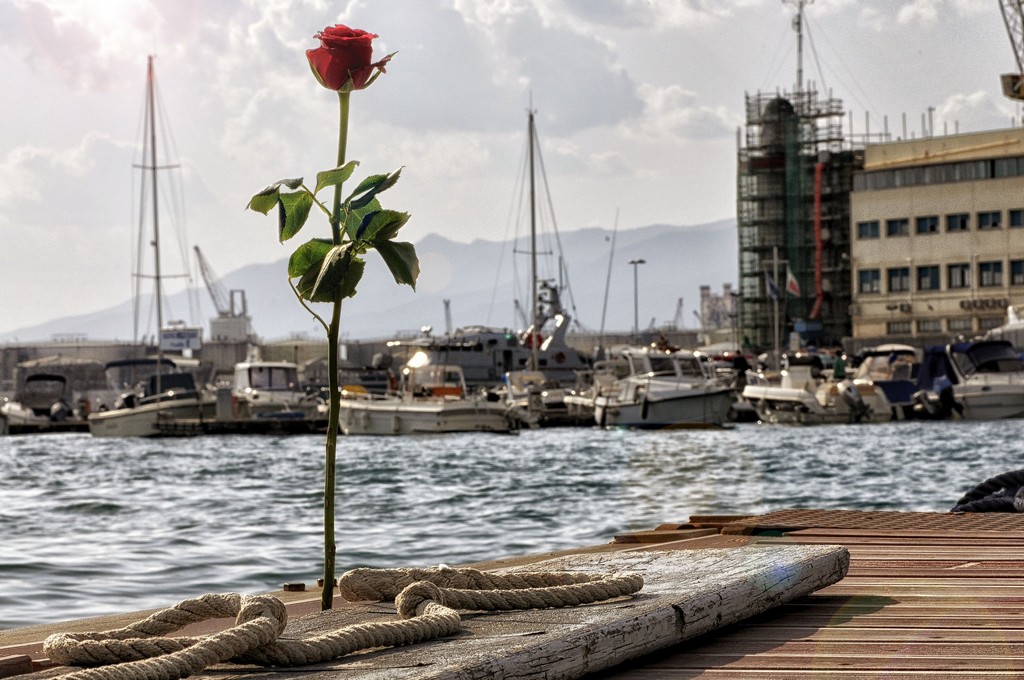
[0,220,737,344]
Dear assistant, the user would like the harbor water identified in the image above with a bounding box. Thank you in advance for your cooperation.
[0,420,1019,630]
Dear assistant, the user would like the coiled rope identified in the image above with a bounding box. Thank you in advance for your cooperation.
[43,566,643,680]
[951,468,1024,513]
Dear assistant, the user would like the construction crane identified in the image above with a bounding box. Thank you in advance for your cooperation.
[194,246,248,318]
[1000,0,1024,100]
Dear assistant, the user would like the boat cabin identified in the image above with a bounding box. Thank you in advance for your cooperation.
[401,364,468,399]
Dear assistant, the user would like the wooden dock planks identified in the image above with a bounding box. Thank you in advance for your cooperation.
[600,509,1024,679]
[5,545,847,680]
[9,508,1024,678]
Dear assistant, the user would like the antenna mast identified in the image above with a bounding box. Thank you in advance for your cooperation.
[784,0,814,92]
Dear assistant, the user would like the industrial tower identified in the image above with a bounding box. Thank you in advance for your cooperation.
[736,1,861,354]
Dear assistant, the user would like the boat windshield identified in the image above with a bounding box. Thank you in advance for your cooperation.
[677,357,706,378]
[248,366,299,391]
[956,343,1024,375]
[648,356,677,376]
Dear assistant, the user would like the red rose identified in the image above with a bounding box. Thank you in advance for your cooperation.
[306,25,391,92]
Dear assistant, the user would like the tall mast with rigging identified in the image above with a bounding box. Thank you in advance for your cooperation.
[527,109,539,371]
[143,55,164,393]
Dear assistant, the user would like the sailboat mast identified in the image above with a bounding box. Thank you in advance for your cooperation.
[528,110,539,370]
[146,55,164,389]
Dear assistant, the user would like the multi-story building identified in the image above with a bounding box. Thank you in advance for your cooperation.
[849,127,1024,345]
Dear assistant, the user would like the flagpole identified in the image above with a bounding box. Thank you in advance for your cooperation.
[773,246,780,371]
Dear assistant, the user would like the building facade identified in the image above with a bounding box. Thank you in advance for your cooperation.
[850,127,1024,344]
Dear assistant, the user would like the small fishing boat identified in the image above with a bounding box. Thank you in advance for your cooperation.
[87,358,214,437]
[337,357,518,435]
[231,359,319,420]
[575,346,733,429]
[742,353,893,425]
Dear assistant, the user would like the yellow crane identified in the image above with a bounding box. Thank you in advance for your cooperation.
[1000,0,1024,100]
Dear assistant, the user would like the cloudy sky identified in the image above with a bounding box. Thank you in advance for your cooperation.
[0,0,1019,336]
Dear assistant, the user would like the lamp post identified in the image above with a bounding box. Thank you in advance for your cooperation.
[629,258,646,340]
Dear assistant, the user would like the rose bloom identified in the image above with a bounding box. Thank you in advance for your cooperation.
[306,25,391,92]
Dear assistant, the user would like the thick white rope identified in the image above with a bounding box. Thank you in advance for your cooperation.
[43,566,643,680]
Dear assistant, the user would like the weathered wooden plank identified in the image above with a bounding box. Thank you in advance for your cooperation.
[687,624,1024,643]
[786,527,1024,540]
[0,658,32,679]
[604,671,1024,679]
[637,651,1024,671]
[613,529,720,544]
[75,545,840,680]
[664,638,1024,657]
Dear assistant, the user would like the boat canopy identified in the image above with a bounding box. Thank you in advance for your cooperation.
[916,346,957,391]
[950,340,1024,376]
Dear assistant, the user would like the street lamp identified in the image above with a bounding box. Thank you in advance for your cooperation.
[629,259,646,340]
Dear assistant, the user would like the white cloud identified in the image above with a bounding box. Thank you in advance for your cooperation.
[625,84,738,142]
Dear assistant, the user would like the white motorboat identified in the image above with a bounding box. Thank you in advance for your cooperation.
[231,360,318,419]
[915,340,1024,420]
[337,358,517,435]
[579,347,733,429]
[0,374,74,425]
[88,359,214,437]
[742,353,892,425]
[848,344,921,420]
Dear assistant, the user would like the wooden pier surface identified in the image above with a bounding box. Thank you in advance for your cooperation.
[5,508,1024,678]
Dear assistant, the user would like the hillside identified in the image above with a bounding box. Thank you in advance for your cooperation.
[0,220,737,343]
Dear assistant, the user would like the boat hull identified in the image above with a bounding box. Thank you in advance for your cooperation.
[956,385,1024,419]
[338,398,516,435]
[88,399,214,438]
[595,387,734,429]
[742,381,892,425]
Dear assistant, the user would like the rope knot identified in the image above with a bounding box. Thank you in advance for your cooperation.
[47,566,642,680]
[396,581,445,619]
[236,594,288,637]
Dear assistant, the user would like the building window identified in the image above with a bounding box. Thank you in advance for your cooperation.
[888,267,911,293]
[980,316,1005,331]
[917,319,942,333]
[1013,260,1024,285]
[947,213,970,232]
[1011,209,1024,228]
[886,320,912,335]
[948,317,974,333]
[917,265,940,291]
[978,211,1002,230]
[979,260,1003,287]
[886,218,910,236]
[857,220,880,239]
[915,215,939,234]
[948,263,970,289]
[859,269,881,294]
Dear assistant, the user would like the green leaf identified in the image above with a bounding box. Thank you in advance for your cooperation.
[287,239,333,278]
[360,209,411,241]
[246,178,304,214]
[278,191,314,242]
[337,255,366,299]
[346,167,403,210]
[375,240,419,289]
[342,197,382,240]
[295,245,366,302]
[314,161,360,195]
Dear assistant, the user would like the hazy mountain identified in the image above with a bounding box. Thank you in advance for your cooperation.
[0,220,737,343]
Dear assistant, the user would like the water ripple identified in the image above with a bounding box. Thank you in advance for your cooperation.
[1,422,1021,628]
